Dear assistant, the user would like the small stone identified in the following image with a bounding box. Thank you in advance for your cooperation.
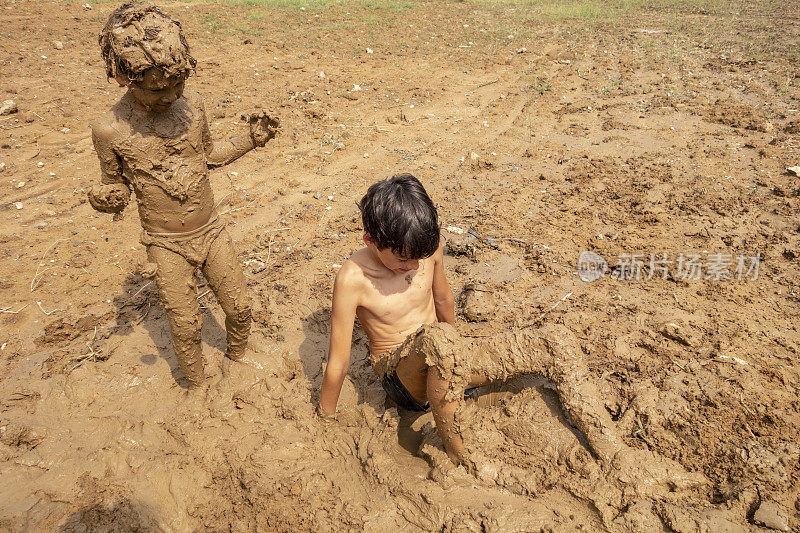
[13,202,22,210]
[37,161,44,167]
[52,40,64,50]
[318,71,325,78]
[366,47,373,54]
[517,47,527,54]
[313,191,321,199]
[244,259,266,274]
[352,84,361,91]
[0,162,6,172]
[753,501,789,531]
[60,127,71,134]
[0,100,18,116]
[786,166,800,177]
[34,221,48,229]
[15,181,24,188]
[659,322,699,347]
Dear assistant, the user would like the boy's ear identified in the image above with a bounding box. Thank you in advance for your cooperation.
[363,232,375,248]
[114,73,130,87]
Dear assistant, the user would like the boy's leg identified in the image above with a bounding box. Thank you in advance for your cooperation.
[423,323,622,465]
[147,245,205,387]
[201,229,251,361]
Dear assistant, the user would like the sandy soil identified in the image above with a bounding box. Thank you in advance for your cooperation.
[1,0,799,530]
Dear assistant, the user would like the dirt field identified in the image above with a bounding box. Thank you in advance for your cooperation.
[1,0,799,530]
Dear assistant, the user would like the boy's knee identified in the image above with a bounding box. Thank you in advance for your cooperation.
[222,295,251,330]
[173,328,202,355]
[169,313,202,346]
[416,322,462,372]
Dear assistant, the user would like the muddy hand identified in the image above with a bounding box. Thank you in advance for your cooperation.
[241,109,279,147]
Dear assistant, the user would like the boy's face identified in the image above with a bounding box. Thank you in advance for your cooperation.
[364,233,421,274]
[126,68,186,113]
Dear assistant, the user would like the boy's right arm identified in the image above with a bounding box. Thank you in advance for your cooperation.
[88,121,131,214]
[318,263,361,416]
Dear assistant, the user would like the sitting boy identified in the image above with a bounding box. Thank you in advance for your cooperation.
[88,1,278,388]
[319,173,706,492]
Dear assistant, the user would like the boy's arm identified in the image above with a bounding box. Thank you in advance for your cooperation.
[201,101,278,168]
[87,122,131,214]
[319,263,361,415]
[431,245,456,326]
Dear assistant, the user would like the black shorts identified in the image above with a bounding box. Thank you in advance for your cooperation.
[381,370,479,412]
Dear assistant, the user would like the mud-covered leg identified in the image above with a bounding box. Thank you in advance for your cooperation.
[427,366,463,464]
[463,324,706,495]
[148,245,205,387]
[202,229,251,362]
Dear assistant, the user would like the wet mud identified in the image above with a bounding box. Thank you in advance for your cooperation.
[2,0,800,531]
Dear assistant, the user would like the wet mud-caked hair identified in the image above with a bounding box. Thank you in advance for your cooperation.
[360,173,440,259]
[99,1,196,82]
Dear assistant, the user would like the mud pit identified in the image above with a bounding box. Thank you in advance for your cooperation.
[1,1,800,531]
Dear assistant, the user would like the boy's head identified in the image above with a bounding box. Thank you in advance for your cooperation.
[99,1,196,87]
[360,174,440,265]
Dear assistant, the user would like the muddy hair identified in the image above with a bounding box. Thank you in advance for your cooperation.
[99,1,196,82]
[359,173,440,259]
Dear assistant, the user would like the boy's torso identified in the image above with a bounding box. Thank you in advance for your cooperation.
[102,90,215,233]
[350,248,438,365]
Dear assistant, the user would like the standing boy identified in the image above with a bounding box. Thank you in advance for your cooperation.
[89,1,278,388]
[319,174,705,492]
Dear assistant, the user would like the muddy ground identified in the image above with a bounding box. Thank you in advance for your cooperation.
[1,0,799,530]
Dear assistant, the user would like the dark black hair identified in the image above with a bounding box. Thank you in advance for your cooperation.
[359,173,440,259]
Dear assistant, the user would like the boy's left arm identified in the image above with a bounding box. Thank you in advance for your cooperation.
[201,100,279,167]
[431,245,456,326]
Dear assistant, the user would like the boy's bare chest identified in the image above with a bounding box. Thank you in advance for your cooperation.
[113,101,207,200]
[362,267,434,320]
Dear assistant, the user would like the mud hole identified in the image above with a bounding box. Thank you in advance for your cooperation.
[2,0,800,531]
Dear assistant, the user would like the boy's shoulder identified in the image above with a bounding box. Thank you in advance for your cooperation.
[91,105,126,143]
[336,248,373,284]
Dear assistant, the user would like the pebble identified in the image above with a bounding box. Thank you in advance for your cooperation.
[787,166,800,177]
[16,181,24,188]
[313,191,321,199]
[753,501,789,531]
[0,162,6,172]
[0,100,18,116]
[52,40,64,50]
[14,202,23,210]
[244,259,266,274]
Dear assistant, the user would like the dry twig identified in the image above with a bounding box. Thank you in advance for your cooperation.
[0,304,28,314]
[36,301,59,315]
